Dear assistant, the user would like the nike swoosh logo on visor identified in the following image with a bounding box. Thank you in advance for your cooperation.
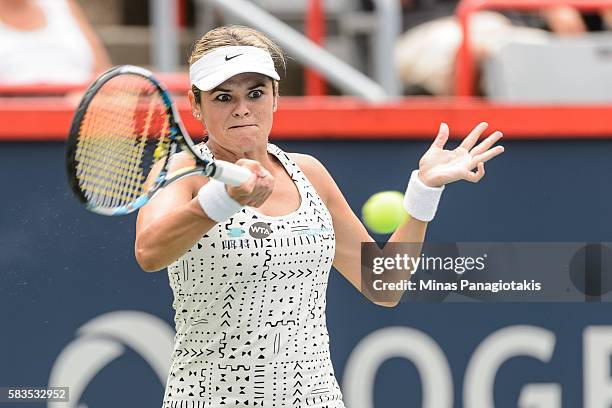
[225,54,243,61]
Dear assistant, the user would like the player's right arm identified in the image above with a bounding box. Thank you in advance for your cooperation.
[135,153,274,272]
[135,152,215,272]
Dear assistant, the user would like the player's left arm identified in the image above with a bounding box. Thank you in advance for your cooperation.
[293,153,426,307]
[292,122,504,307]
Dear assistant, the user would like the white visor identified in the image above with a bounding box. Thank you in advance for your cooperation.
[189,45,280,91]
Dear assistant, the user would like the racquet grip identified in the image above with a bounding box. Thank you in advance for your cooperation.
[212,160,253,186]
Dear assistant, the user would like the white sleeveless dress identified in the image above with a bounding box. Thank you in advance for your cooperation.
[162,143,346,408]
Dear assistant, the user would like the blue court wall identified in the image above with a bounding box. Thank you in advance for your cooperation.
[1,139,612,408]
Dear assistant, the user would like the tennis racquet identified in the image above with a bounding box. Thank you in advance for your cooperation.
[66,65,252,216]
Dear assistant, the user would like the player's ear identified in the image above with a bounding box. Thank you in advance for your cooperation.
[188,89,202,119]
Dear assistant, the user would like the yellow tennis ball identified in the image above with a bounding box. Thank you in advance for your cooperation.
[361,191,409,234]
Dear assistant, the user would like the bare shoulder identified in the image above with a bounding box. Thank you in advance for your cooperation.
[288,152,320,169]
[169,150,207,194]
[288,153,332,203]
[168,150,197,171]
[144,150,202,193]
[287,152,328,178]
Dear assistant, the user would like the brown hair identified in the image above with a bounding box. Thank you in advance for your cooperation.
[189,25,285,104]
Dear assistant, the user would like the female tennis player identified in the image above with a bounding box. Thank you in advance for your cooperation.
[135,25,504,408]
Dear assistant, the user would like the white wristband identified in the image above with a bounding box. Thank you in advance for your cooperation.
[197,179,243,222]
[403,170,445,222]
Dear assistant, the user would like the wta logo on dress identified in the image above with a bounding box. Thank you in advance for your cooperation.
[249,222,272,239]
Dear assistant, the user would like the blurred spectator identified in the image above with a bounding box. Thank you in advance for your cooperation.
[395,10,549,95]
[0,0,111,84]
[540,6,612,35]
[394,2,612,96]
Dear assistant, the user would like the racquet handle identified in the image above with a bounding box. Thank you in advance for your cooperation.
[211,160,253,186]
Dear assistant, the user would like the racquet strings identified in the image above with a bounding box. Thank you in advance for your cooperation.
[73,74,171,209]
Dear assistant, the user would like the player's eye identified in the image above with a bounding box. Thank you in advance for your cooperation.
[215,94,231,102]
[249,90,263,99]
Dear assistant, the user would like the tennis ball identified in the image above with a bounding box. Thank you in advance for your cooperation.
[361,191,409,234]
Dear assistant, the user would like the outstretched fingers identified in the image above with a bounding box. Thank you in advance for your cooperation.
[430,122,450,149]
[470,131,503,156]
[465,162,485,183]
[471,145,505,166]
[459,122,489,151]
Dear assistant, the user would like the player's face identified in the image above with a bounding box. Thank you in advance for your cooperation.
[198,73,277,153]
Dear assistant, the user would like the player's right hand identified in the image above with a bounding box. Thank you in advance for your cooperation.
[226,158,275,207]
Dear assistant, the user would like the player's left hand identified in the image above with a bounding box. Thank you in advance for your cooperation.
[417,122,504,187]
